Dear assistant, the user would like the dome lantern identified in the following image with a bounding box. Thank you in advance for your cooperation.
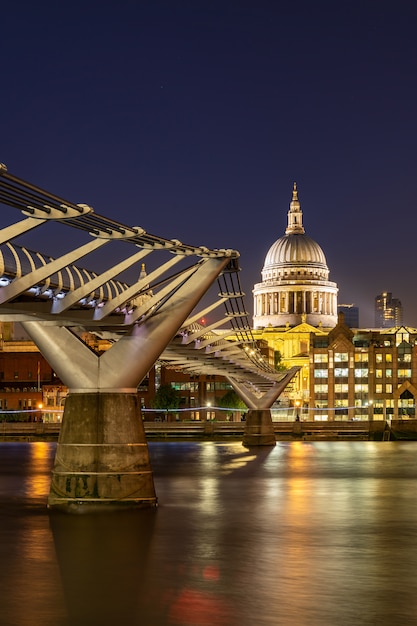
[285,182,305,235]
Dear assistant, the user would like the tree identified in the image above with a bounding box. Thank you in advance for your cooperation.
[218,390,247,420]
[150,384,180,412]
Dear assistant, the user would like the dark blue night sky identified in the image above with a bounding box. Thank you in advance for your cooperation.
[2,1,417,327]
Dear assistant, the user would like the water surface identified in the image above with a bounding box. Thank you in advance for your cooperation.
[1,441,417,626]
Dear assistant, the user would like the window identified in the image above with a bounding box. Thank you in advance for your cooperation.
[386,384,393,393]
[354,368,368,378]
[335,368,349,377]
[355,384,368,393]
[375,384,383,394]
[355,353,368,362]
[375,370,383,378]
[314,369,328,378]
[386,369,392,378]
[335,353,348,362]
[398,369,411,378]
[335,399,349,407]
[314,384,328,393]
[375,354,383,363]
[386,354,392,363]
[334,384,348,393]
[314,354,328,363]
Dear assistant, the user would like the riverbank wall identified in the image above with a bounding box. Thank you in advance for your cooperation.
[0,419,411,441]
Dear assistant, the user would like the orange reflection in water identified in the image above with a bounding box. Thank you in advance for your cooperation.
[23,441,54,500]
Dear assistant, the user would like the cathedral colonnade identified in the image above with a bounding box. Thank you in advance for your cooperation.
[254,288,337,317]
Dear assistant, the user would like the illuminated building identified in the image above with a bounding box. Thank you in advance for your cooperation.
[375,292,403,328]
[0,324,62,421]
[309,314,417,421]
[253,183,338,329]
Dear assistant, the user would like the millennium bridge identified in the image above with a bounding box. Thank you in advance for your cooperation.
[0,164,298,512]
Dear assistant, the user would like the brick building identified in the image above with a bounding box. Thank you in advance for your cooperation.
[309,314,417,421]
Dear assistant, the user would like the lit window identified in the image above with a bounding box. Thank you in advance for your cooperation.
[314,354,328,363]
[314,369,328,378]
[335,368,349,377]
[335,384,349,393]
[375,384,383,393]
[335,399,349,407]
[355,353,369,362]
[354,368,368,378]
[398,369,411,378]
[335,353,348,362]
[375,354,383,363]
[386,369,392,378]
[386,354,392,363]
[314,384,328,393]
[386,384,393,393]
[355,384,368,393]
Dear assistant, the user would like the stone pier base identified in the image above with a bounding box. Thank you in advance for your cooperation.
[242,409,276,447]
[48,392,157,513]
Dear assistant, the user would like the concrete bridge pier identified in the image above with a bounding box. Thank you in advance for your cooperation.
[242,409,276,446]
[48,392,156,513]
[228,367,300,447]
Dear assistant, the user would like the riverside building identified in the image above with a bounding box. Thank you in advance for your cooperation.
[310,314,417,421]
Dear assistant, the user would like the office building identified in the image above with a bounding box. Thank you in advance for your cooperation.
[375,292,403,328]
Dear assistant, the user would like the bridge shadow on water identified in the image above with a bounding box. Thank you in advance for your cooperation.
[49,508,158,626]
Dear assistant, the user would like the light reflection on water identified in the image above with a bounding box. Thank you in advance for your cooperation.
[1,441,417,625]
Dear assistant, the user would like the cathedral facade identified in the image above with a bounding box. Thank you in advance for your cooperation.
[253,183,338,329]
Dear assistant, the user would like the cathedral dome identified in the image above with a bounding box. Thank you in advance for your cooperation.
[260,183,329,282]
[263,233,327,270]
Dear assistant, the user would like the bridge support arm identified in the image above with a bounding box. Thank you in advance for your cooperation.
[227,367,300,447]
[23,256,231,512]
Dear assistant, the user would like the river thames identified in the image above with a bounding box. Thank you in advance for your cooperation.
[1,440,417,626]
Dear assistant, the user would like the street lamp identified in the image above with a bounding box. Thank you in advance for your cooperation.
[295,399,301,421]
